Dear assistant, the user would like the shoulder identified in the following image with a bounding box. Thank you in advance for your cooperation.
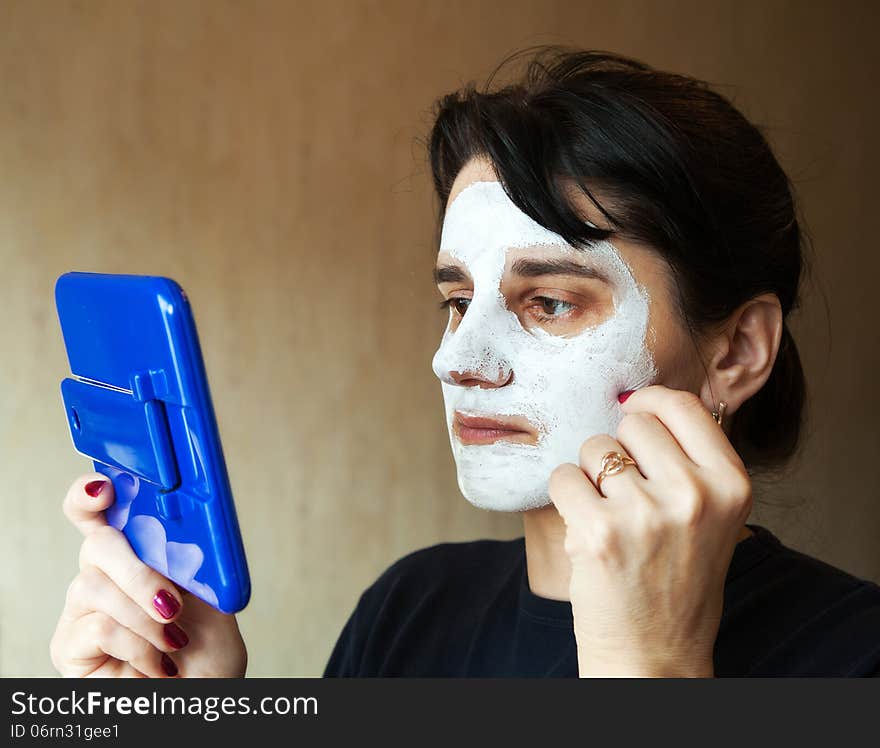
[732,525,880,676]
[742,524,877,598]
[364,536,524,601]
[324,537,524,677]
[348,536,524,625]
[760,528,880,604]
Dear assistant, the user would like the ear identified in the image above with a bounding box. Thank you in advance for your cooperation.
[698,293,783,423]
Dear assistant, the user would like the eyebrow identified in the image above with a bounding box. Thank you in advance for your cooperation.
[433,264,470,284]
[433,257,609,285]
[510,257,608,283]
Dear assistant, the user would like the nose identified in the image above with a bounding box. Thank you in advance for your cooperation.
[447,367,513,389]
[432,340,515,390]
[431,290,515,390]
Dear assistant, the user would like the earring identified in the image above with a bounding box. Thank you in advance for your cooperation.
[712,401,727,427]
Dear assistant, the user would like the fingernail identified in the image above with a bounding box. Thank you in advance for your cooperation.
[153,589,180,619]
[161,653,178,677]
[617,389,635,404]
[163,622,189,649]
[84,479,108,497]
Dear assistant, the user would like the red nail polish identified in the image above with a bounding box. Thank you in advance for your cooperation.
[617,389,635,404]
[153,589,180,619]
[163,622,189,649]
[84,479,108,497]
[161,653,178,677]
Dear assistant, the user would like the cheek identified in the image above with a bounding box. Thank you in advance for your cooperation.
[510,336,622,403]
[642,304,699,389]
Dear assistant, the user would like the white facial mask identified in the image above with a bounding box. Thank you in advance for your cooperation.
[431,180,657,512]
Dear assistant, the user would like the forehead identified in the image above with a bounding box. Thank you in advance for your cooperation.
[440,180,569,257]
[436,182,661,301]
[447,156,500,204]
[446,155,608,226]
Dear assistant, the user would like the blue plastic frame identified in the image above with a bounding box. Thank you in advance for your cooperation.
[55,272,251,614]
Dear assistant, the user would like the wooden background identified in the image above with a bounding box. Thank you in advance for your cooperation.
[1,0,877,675]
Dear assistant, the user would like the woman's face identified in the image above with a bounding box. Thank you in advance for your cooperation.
[432,156,704,512]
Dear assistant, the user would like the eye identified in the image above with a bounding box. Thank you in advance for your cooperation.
[529,296,576,320]
[439,297,471,316]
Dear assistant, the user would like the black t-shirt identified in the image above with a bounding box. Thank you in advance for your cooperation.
[322,523,880,677]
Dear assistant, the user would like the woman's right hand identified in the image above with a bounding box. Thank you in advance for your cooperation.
[50,474,248,678]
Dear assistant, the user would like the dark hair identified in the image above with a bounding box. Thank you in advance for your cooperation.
[426,46,807,473]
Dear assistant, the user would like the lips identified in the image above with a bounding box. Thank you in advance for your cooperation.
[453,411,535,445]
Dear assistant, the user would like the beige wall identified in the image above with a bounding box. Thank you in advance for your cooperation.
[1,0,877,676]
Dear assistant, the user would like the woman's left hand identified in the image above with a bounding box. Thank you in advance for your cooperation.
[548,385,753,678]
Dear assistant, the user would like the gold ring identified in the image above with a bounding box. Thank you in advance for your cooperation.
[596,450,638,495]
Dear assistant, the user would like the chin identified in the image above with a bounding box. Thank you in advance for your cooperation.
[450,438,561,513]
[458,484,553,513]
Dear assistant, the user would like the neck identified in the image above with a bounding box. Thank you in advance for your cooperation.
[521,503,756,602]
[522,503,572,601]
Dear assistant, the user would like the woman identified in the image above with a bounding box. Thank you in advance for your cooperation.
[49,47,880,678]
